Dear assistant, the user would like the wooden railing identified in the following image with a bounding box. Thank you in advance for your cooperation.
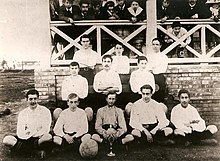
[50,19,220,66]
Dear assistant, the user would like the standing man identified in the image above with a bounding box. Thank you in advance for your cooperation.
[129,84,173,145]
[61,61,88,108]
[3,89,52,159]
[73,34,101,84]
[53,93,91,151]
[147,38,168,103]
[92,92,133,146]
[93,55,122,110]
[171,89,218,146]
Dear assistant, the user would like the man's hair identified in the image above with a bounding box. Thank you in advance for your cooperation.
[137,56,148,63]
[26,89,39,99]
[67,93,78,100]
[140,84,153,93]
[105,1,115,8]
[106,91,117,98]
[70,61,80,67]
[102,55,113,62]
[178,89,190,98]
[80,0,90,6]
[171,21,181,28]
[62,0,74,3]
[152,37,162,45]
[80,34,90,41]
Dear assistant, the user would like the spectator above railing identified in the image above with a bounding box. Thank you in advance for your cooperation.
[50,19,220,66]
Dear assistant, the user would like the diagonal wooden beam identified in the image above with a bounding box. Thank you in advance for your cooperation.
[100,26,143,56]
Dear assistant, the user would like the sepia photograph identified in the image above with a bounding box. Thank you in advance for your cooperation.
[0,0,220,160]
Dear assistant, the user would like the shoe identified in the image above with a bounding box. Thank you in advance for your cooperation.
[200,139,218,146]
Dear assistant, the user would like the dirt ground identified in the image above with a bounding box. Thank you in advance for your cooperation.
[0,102,220,161]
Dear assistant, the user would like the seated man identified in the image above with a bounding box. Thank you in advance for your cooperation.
[129,84,173,145]
[3,89,52,159]
[171,89,218,146]
[92,92,134,148]
[61,61,88,109]
[129,56,155,102]
[53,93,91,151]
[93,55,122,110]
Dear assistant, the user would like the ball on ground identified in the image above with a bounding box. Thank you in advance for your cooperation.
[79,139,98,158]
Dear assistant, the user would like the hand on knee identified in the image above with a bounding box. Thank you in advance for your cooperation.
[131,129,141,138]
[162,127,173,136]
[53,136,62,145]
[174,129,185,137]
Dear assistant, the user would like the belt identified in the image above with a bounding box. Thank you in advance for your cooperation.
[80,67,90,71]
[102,124,119,130]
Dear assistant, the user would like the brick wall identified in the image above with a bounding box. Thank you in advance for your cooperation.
[0,70,35,102]
[34,65,220,126]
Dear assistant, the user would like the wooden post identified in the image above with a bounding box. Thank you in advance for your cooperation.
[146,0,157,53]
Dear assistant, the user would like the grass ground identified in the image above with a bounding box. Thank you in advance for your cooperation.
[0,102,220,161]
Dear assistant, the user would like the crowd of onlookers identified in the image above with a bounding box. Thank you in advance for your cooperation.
[49,0,220,22]
[50,0,220,59]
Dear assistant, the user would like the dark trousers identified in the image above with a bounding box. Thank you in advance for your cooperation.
[12,136,52,154]
[152,74,166,103]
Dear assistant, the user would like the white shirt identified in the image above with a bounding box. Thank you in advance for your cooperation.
[129,99,169,132]
[147,51,168,74]
[130,68,155,94]
[167,27,191,45]
[73,48,101,68]
[171,104,206,133]
[93,69,122,94]
[61,75,88,100]
[53,108,88,138]
[112,56,130,74]
[17,105,52,140]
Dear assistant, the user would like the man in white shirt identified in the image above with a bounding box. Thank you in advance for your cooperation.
[93,55,122,110]
[171,89,218,145]
[53,93,91,150]
[129,84,173,145]
[73,34,101,84]
[3,89,52,159]
[165,21,191,58]
[147,38,168,103]
[60,61,88,109]
[129,56,155,102]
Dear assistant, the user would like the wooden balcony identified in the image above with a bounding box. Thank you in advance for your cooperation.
[50,19,220,66]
